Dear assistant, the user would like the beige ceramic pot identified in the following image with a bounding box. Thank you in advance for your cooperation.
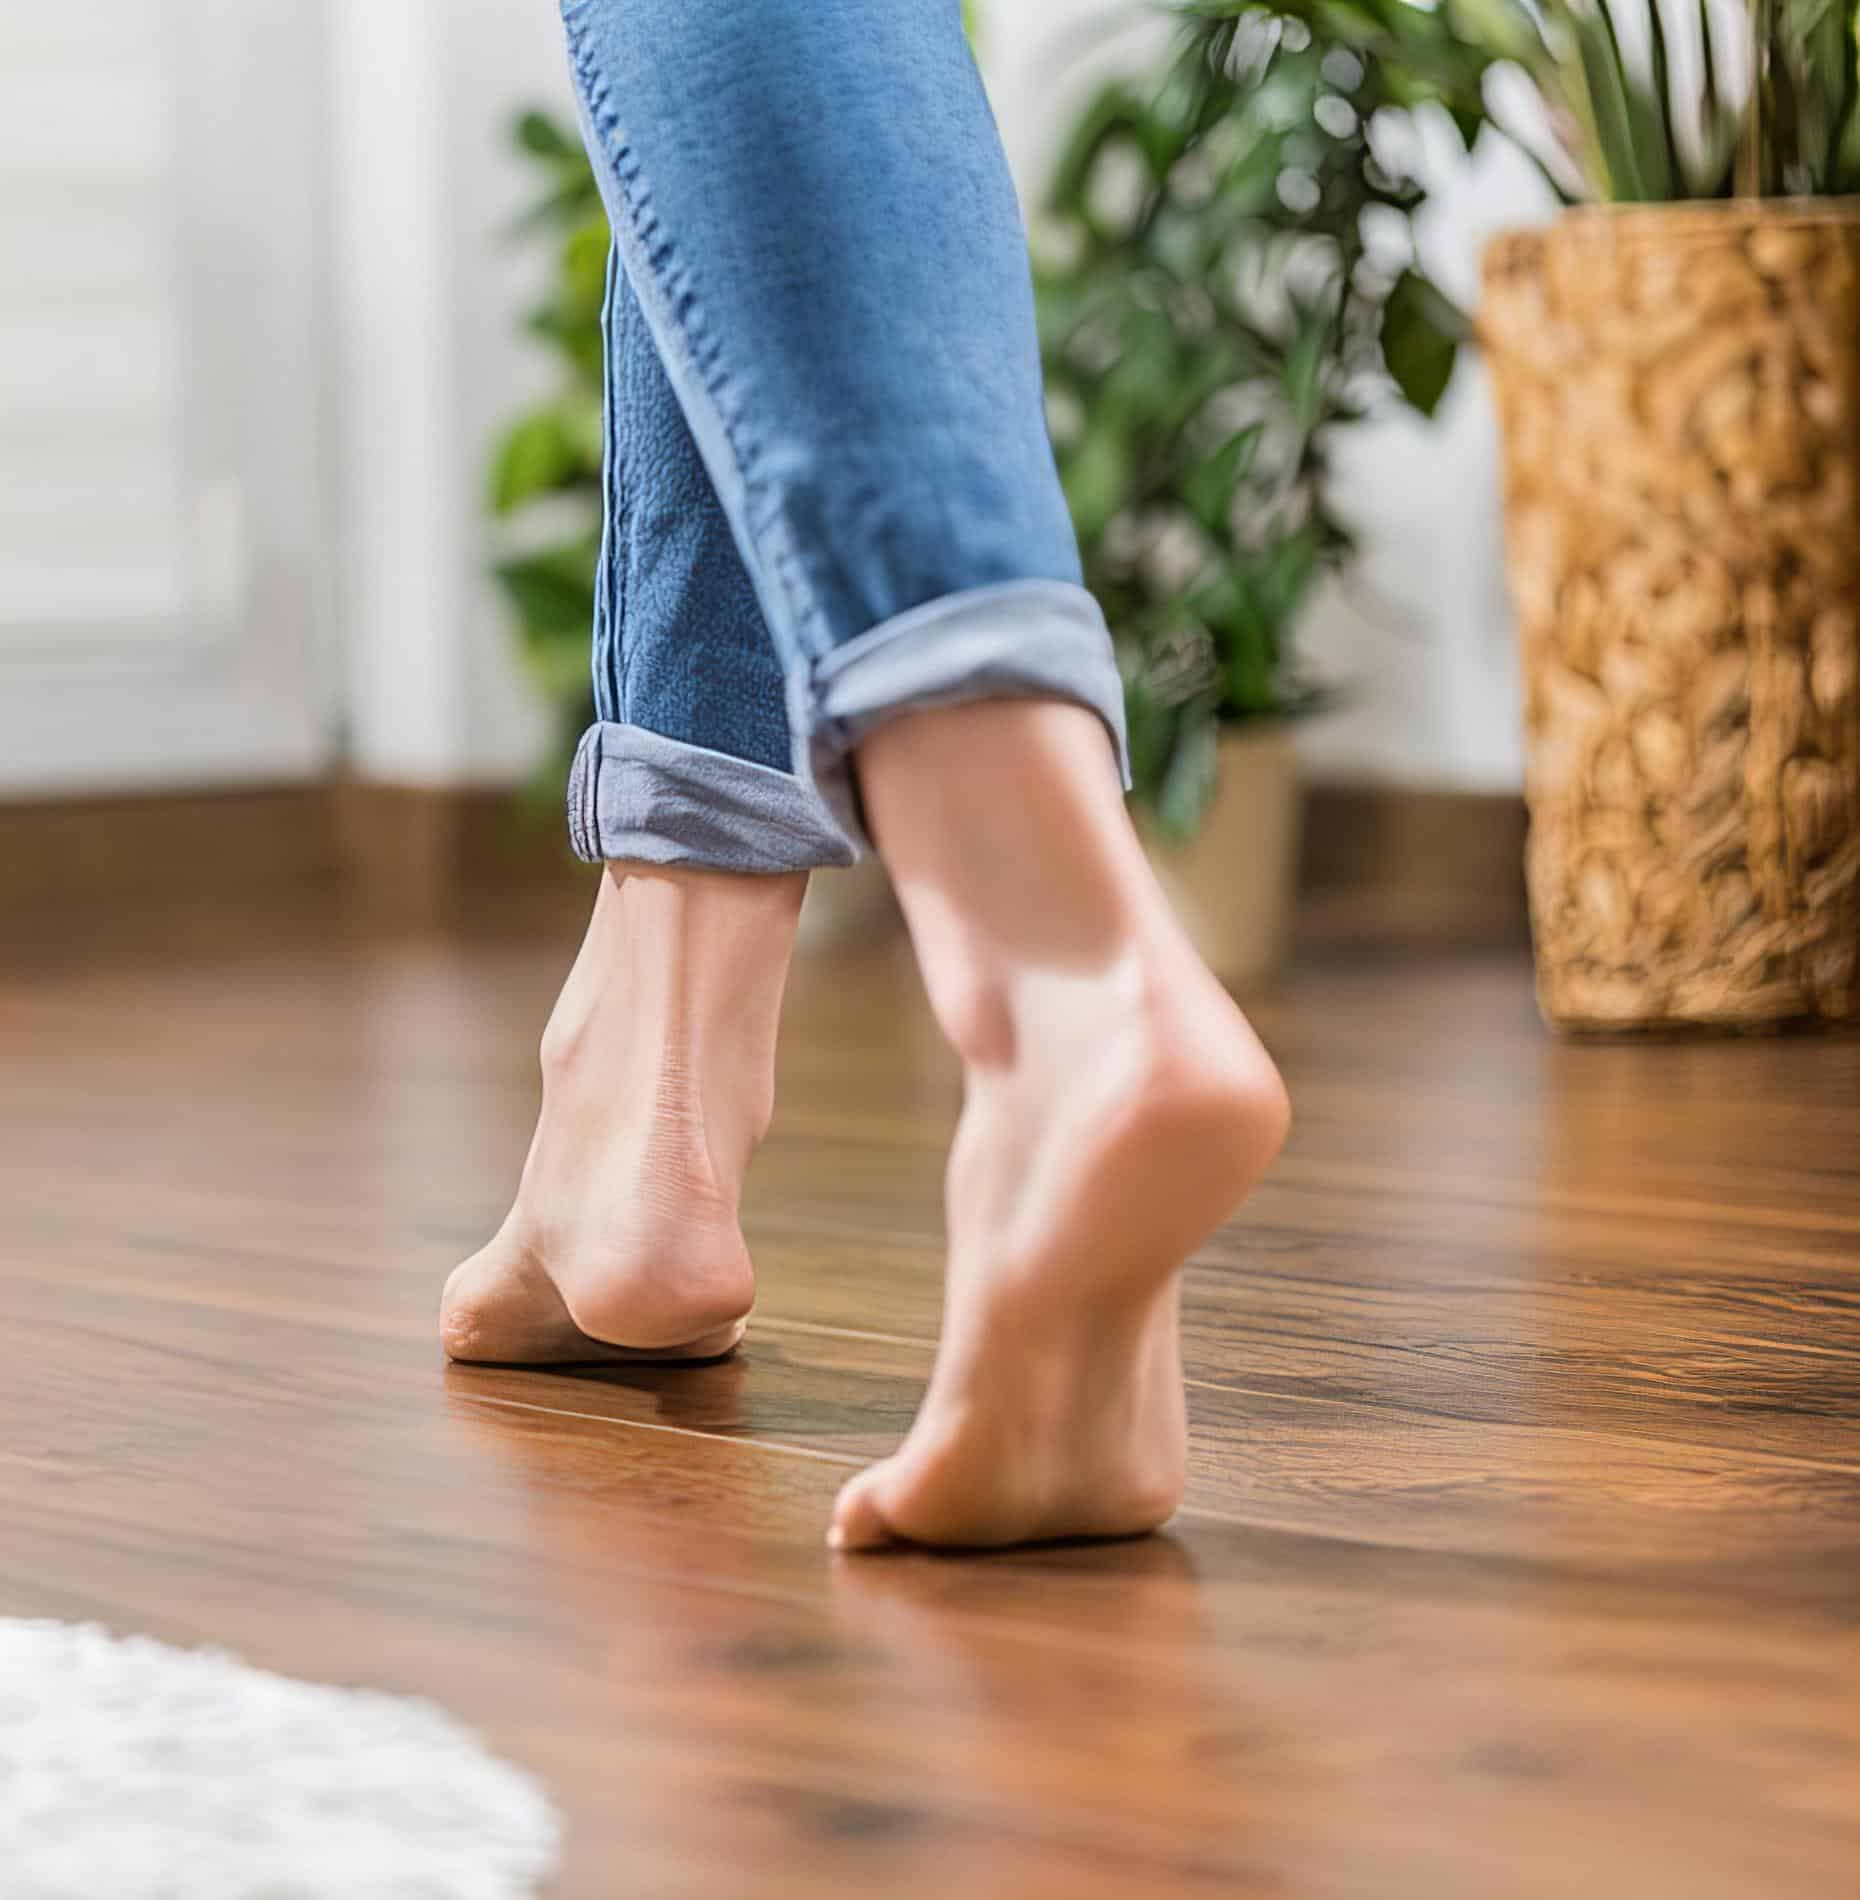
[1143,722,1303,990]
[1482,201,1860,1032]
[795,857,899,950]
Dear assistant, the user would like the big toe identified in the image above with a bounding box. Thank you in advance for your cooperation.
[828,1465,900,1553]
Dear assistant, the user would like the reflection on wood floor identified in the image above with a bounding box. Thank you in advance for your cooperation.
[3,890,1856,1898]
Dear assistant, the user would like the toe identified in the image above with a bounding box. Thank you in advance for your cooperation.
[827,1467,898,1553]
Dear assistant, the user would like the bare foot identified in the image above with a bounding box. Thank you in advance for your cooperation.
[828,702,1289,1551]
[440,863,804,1364]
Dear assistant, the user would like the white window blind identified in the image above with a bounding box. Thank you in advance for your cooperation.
[0,1,199,651]
[0,0,329,794]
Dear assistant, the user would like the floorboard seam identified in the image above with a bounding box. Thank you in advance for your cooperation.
[752,1318,1860,1479]
[448,1391,867,1465]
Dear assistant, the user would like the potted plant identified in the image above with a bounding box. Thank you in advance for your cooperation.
[1480,3,1860,1030]
[1036,11,1469,986]
[1201,0,1860,1028]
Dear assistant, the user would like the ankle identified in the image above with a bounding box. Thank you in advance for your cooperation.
[536,862,802,1163]
[859,700,1168,1060]
[861,702,1144,959]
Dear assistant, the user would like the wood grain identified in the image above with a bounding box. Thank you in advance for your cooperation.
[2,894,1856,1897]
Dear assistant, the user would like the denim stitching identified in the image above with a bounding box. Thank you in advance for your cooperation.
[565,728,590,859]
[583,724,603,857]
[607,249,632,721]
[558,22,835,680]
[594,243,624,722]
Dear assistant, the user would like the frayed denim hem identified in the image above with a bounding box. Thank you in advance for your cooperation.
[795,579,1131,853]
[567,722,856,873]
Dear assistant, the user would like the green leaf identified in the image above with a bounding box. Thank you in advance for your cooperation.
[1185,568,1279,714]
[1256,525,1324,628]
[1099,306,1183,423]
[1282,301,1333,431]
[1122,666,1179,806]
[1182,425,1265,537]
[510,173,604,237]
[1568,4,1656,198]
[525,305,605,387]
[514,110,586,165]
[515,614,599,699]
[1380,269,1462,416]
[494,542,598,639]
[1840,86,1860,189]
[488,402,602,513]
[1217,129,1288,218]
[1154,705,1221,840]
[562,217,613,309]
[1845,0,1860,187]
[1444,0,1549,69]
[1224,625,1277,715]
[1607,0,1677,199]
[1048,87,1150,215]
[1060,424,1131,545]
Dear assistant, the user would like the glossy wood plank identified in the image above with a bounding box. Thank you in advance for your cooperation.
[2,896,1857,1897]
[3,1280,1853,1900]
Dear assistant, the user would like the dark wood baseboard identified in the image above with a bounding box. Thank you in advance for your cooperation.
[0,785,342,913]
[0,777,1528,943]
[0,780,588,929]
[1299,781,1531,948]
[327,780,586,920]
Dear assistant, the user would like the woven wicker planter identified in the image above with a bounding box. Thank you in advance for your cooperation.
[1481,202,1860,1031]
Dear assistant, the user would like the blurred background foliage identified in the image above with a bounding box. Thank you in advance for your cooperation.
[486,109,607,778]
[1191,0,1860,202]
[1036,10,1466,834]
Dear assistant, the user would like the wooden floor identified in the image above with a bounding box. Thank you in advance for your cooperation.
[3,890,1857,1899]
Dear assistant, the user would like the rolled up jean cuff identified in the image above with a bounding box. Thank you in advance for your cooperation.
[567,581,1130,873]
[797,579,1132,854]
[567,722,857,873]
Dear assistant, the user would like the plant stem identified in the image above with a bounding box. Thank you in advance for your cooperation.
[1737,0,1769,194]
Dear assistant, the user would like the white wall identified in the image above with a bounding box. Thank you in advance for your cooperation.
[441,1,570,782]
[1296,129,1554,791]
[329,0,558,785]
[332,0,1553,794]
[0,0,333,795]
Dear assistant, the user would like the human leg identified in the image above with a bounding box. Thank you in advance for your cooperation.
[489,0,1288,1539]
[551,0,1130,840]
[441,258,844,1366]
[829,701,1288,1548]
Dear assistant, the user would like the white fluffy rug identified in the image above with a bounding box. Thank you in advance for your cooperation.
[0,1620,560,1899]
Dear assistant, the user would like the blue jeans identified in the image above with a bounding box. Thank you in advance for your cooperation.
[557,0,1129,872]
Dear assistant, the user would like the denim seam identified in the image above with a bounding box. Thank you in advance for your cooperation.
[598,243,627,721]
[559,25,834,680]
[565,720,601,861]
[588,723,604,851]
